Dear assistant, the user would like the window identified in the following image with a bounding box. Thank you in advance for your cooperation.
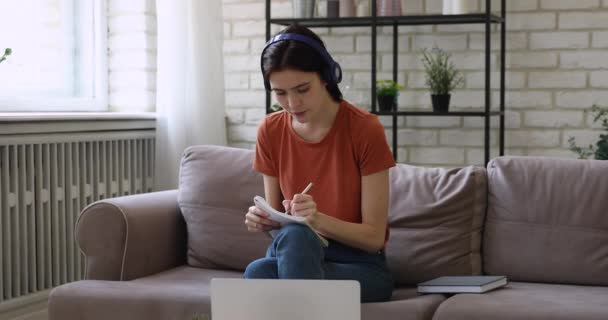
[0,0,107,112]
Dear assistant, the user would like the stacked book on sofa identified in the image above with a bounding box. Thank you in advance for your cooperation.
[417,276,508,294]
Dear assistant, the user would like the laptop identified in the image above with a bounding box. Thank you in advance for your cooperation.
[211,278,361,320]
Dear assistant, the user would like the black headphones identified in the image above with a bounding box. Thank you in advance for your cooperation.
[260,33,343,91]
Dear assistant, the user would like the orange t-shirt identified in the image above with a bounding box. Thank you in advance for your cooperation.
[253,100,395,226]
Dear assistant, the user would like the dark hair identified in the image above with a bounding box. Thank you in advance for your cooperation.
[261,25,343,102]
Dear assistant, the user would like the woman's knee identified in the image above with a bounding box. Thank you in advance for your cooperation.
[243,258,278,279]
[276,223,318,245]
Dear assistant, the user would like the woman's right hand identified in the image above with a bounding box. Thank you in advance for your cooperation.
[245,206,281,232]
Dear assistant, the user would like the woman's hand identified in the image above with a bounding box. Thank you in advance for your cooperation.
[245,206,281,232]
[283,194,321,227]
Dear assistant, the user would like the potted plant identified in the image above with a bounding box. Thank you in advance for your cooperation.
[376,79,404,112]
[421,47,463,113]
[568,104,608,160]
[0,48,12,64]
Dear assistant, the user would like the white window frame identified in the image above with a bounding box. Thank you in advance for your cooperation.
[0,0,108,112]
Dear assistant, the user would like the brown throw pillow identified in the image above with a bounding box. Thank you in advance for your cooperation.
[178,145,270,270]
[385,164,487,285]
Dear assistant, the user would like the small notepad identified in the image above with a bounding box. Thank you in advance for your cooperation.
[253,196,328,247]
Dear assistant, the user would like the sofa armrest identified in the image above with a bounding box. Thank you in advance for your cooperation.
[76,190,186,281]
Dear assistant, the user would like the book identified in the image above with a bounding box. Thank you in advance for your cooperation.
[417,276,508,294]
[253,196,328,247]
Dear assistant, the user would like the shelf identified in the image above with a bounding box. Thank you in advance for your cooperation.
[269,13,503,28]
[266,0,506,165]
[372,110,503,117]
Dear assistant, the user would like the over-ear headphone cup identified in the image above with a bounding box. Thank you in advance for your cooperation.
[327,62,342,85]
[334,63,343,84]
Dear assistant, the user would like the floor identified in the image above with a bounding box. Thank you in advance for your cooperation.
[0,303,47,320]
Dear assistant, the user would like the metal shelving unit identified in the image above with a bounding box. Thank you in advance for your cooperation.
[265,0,506,165]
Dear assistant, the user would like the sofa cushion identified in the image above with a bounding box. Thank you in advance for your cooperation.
[49,266,242,320]
[386,164,487,285]
[432,281,608,320]
[484,156,608,285]
[49,266,446,320]
[363,287,445,320]
[178,145,270,270]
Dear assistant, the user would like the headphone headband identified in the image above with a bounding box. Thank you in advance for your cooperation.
[261,33,342,90]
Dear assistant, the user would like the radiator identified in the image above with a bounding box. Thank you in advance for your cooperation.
[0,131,155,302]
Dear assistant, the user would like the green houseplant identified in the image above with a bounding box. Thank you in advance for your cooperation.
[0,48,12,64]
[376,79,404,112]
[568,104,608,160]
[421,47,463,113]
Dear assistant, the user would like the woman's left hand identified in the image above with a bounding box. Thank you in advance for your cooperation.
[282,194,319,226]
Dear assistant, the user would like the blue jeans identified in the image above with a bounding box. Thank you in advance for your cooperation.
[243,223,393,302]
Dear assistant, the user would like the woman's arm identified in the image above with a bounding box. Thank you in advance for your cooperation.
[262,175,284,211]
[244,174,282,232]
[291,169,390,253]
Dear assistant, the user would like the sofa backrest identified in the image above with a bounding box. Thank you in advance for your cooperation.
[178,145,270,270]
[483,156,608,286]
[386,164,487,285]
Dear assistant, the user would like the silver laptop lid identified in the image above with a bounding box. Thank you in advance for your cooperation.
[211,278,361,320]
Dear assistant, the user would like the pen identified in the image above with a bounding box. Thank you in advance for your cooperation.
[300,182,313,195]
[287,182,313,215]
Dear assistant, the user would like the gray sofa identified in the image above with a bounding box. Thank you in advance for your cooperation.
[49,145,608,320]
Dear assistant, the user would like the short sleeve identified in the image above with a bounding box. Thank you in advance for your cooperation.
[253,117,278,176]
[357,116,396,176]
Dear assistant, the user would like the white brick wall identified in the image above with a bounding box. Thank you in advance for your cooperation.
[590,71,608,87]
[228,125,258,143]
[507,130,561,147]
[462,111,521,129]
[506,52,558,69]
[412,34,468,51]
[503,91,552,109]
[222,2,265,19]
[409,147,465,165]
[592,31,608,47]
[356,35,409,52]
[556,91,608,109]
[487,0,537,12]
[559,12,608,29]
[528,71,586,89]
[439,129,498,147]
[523,111,583,128]
[469,32,527,50]
[466,71,526,89]
[561,52,608,69]
[221,0,608,165]
[529,32,588,49]
[540,0,600,10]
[108,0,157,112]
[508,13,556,31]
[397,129,438,146]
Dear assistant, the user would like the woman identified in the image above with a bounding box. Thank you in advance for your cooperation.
[243,24,395,303]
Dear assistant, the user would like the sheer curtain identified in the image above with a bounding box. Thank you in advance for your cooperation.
[155,0,227,190]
